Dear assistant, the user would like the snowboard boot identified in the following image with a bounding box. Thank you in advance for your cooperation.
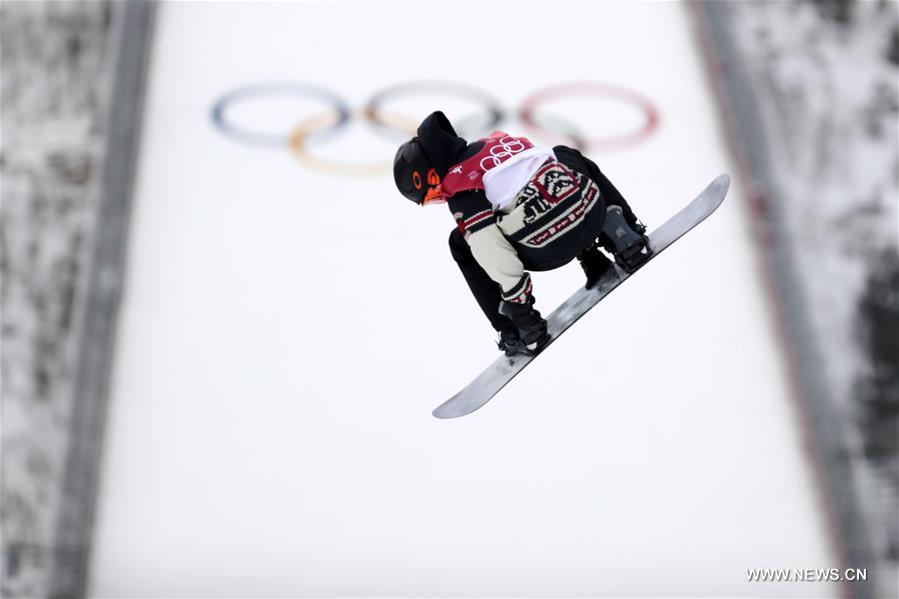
[577,245,614,289]
[497,328,548,357]
[600,205,652,273]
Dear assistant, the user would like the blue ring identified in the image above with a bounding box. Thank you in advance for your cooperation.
[210,82,351,149]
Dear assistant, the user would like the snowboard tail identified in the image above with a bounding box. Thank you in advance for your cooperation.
[432,174,732,419]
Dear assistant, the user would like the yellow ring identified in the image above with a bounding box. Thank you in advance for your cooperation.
[289,109,419,177]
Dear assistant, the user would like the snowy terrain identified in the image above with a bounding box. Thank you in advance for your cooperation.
[4,1,895,597]
[730,0,898,587]
[86,2,834,597]
[1,3,115,597]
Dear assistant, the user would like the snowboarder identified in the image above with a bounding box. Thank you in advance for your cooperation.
[393,111,650,357]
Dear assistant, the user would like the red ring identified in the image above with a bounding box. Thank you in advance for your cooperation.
[518,82,660,151]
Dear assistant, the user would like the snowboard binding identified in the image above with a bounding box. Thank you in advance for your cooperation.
[601,206,653,274]
[497,329,549,357]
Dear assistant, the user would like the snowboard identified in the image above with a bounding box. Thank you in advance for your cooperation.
[432,174,731,419]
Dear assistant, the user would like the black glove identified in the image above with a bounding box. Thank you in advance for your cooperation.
[499,296,549,351]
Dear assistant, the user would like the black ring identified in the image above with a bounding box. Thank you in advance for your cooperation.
[364,80,505,141]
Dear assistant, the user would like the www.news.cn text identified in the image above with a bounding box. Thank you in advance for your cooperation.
[747,568,867,582]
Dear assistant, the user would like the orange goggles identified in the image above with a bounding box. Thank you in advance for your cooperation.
[419,168,446,206]
[422,186,447,206]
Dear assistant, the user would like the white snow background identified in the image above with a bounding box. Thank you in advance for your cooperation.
[83,2,836,597]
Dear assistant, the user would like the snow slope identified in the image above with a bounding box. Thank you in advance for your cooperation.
[89,2,835,596]
[729,1,899,589]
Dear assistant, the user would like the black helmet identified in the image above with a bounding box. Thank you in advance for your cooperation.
[393,137,433,205]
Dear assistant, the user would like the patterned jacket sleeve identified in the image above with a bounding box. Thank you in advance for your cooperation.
[448,193,533,304]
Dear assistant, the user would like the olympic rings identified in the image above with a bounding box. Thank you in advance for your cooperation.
[364,81,590,150]
[519,82,660,151]
[289,109,418,177]
[210,80,660,176]
[364,80,504,141]
[211,82,350,148]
